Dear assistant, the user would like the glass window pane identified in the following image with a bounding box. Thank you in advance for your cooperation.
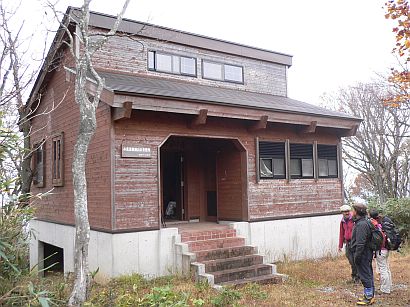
[328,160,338,177]
[172,55,180,74]
[290,159,301,177]
[156,53,172,72]
[224,65,243,82]
[273,158,285,177]
[181,57,196,75]
[260,159,273,178]
[148,51,155,70]
[203,61,222,80]
[301,159,313,177]
[318,158,328,177]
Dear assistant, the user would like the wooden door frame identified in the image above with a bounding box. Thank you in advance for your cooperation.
[158,134,249,228]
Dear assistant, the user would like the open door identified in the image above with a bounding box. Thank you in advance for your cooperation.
[162,152,185,221]
[204,153,217,221]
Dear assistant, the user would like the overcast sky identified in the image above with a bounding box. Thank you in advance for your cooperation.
[13,0,397,105]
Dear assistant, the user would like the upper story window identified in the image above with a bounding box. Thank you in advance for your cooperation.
[318,144,338,178]
[290,143,313,179]
[32,141,45,187]
[52,133,64,187]
[259,141,286,179]
[202,60,244,83]
[148,51,196,76]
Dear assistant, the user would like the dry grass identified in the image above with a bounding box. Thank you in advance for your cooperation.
[21,247,410,306]
[263,248,410,306]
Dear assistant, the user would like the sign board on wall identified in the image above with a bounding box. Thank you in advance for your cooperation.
[121,143,152,158]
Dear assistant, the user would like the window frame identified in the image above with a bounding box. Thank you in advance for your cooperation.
[289,143,314,179]
[147,50,197,77]
[258,141,286,180]
[32,141,45,188]
[201,59,244,84]
[52,132,64,187]
[317,144,338,178]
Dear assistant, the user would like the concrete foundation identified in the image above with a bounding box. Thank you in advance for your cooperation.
[231,214,340,262]
[29,220,179,281]
[30,215,340,279]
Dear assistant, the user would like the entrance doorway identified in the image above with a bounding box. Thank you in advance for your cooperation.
[162,151,184,221]
[160,136,247,224]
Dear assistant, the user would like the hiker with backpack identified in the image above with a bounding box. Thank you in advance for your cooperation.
[350,203,375,305]
[338,204,359,283]
[369,209,400,295]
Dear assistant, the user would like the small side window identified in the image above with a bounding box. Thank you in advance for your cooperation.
[33,142,45,187]
[52,133,64,187]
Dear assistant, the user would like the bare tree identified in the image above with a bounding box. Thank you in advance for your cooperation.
[48,1,130,305]
[0,0,41,203]
[323,81,410,202]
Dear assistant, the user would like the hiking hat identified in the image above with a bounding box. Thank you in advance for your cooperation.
[340,204,351,212]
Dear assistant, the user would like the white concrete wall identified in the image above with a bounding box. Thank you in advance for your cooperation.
[29,220,179,280]
[231,214,341,263]
[30,216,341,280]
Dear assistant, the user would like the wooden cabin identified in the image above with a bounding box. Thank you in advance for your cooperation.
[28,8,360,283]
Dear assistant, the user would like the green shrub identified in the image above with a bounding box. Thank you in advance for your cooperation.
[211,287,242,307]
[243,283,268,300]
[368,198,410,239]
[0,205,33,292]
[140,286,189,307]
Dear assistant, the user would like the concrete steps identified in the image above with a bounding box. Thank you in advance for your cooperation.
[219,274,285,286]
[176,223,287,288]
[212,263,272,284]
[187,237,245,252]
[203,254,263,273]
[195,245,256,262]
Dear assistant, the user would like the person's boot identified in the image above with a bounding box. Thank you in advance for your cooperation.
[357,288,375,305]
[356,295,375,305]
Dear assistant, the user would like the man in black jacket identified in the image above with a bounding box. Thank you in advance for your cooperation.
[350,203,375,305]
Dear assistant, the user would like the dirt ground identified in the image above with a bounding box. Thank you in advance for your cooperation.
[22,247,410,306]
[263,248,410,306]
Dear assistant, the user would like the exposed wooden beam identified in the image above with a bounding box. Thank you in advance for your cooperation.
[112,101,133,121]
[65,68,115,104]
[344,124,359,137]
[300,121,317,134]
[190,109,208,128]
[248,115,268,132]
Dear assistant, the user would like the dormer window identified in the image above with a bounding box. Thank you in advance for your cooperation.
[202,60,244,84]
[148,51,196,76]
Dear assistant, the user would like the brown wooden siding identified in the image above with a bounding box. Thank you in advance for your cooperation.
[30,66,113,230]
[217,145,244,221]
[113,110,343,230]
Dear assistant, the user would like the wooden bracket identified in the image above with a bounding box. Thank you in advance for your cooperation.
[345,124,359,137]
[65,68,115,104]
[300,121,317,134]
[112,101,133,121]
[248,115,268,132]
[190,109,208,128]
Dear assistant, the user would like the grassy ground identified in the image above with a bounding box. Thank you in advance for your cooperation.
[12,247,410,306]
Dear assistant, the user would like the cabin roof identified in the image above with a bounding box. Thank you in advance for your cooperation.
[98,71,360,121]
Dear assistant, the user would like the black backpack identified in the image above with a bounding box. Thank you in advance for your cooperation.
[367,219,384,252]
[381,217,402,251]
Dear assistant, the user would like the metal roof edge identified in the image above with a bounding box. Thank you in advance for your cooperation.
[69,8,293,66]
[112,90,362,123]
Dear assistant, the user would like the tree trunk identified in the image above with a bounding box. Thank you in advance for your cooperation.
[68,60,97,307]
